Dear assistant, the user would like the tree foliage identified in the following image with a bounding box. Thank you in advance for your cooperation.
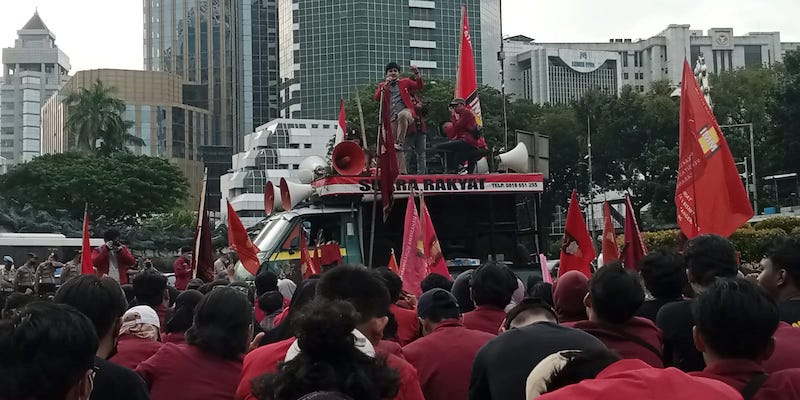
[64,79,144,154]
[0,153,188,224]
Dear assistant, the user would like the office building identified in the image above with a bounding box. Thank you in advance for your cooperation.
[143,0,242,209]
[220,118,338,226]
[504,25,800,104]
[0,12,70,168]
[40,69,211,204]
[241,0,280,135]
[277,0,501,119]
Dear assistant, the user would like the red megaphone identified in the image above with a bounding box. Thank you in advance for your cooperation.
[332,140,366,176]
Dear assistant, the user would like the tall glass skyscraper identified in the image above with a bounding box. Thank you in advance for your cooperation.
[277,0,501,120]
[241,0,279,135]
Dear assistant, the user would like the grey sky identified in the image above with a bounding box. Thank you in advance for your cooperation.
[2,0,799,74]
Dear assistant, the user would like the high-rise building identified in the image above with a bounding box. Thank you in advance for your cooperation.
[144,0,242,210]
[241,0,280,135]
[0,12,70,168]
[277,0,501,120]
[40,69,210,205]
[504,25,800,104]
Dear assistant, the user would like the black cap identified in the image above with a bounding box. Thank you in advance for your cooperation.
[385,62,400,73]
[449,98,466,106]
[417,288,459,319]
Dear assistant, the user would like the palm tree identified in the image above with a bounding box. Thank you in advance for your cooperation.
[64,79,145,154]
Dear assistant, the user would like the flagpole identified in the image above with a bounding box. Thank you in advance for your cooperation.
[368,89,384,268]
[587,114,596,252]
[355,90,368,151]
[193,168,208,278]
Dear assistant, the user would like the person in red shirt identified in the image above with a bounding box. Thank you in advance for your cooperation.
[173,247,193,291]
[92,228,136,284]
[690,278,800,400]
[757,237,800,326]
[374,62,424,174]
[763,321,800,372]
[163,289,204,345]
[110,305,162,370]
[403,288,495,400]
[462,262,518,335]
[250,299,400,400]
[138,287,259,400]
[436,98,486,174]
[574,262,664,367]
[552,270,589,327]
[375,268,420,345]
[132,269,169,328]
[237,266,424,400]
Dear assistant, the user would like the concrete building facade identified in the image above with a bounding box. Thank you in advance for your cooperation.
[220,118,338,226]
[40,69,211,204]
[0,12,70,168]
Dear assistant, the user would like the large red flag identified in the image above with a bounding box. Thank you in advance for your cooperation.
[388,248,399,274]
[455,5,483,127]
[601,201,620,264]
[419,193,450,279]
[226,201,261,276]
[398,194,426,296]
[558,190,596,278]
[300,232,319,279]
[675,60,753,238]
[193,172,214,281]
[336,98,347,144]
[378,87,399,221]
[81,205,93,275]
[622,195,648,270]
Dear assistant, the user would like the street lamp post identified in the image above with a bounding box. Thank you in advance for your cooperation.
[720,123,757,214]
[587,115,595,248]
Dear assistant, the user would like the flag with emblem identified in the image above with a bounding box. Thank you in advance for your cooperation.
[601,201,620,264]
[399,191,426,296]
[454,4,483,127]
[558,190,596,278]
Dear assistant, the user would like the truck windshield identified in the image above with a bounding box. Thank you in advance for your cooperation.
[231,215,293,281]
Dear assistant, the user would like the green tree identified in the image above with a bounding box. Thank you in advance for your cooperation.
[767,49,800,178]
[0,152,188,224]
[64,79,144,154]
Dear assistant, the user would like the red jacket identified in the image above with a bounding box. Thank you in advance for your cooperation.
[236,337,423,400]
[449,109,482,148]
[537,359,741,400]
[462,305,506,335]
[173,256,193,290]
[764,322,800,372]
[109,335,162,370]
[137,343,242,400]
[162,332,186,345]
[391,303,420,346]
[374,77,424,119]
[403,319,494,400]
[573,317,664,367]
[692,359,800,400]
[376,340,404,359]
[92,244,136,284]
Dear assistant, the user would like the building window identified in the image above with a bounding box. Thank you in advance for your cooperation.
[304,143,312,149]
[277,164,288,169]
[289,143,299,149]
[623,72,629,80]
[323,124,330,129]
[622,52,628,68]
[293,164,300,170]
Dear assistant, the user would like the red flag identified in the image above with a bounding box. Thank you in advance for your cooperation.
[336,98,347,144]
[300,232,319,279]
[454,5,483,127]
[601,201,620,264]
[193,172,214,281]
[388,248,399,273]
[419,193,450,279]
[378,88,399,221]
[539,254,552,284]
[558,190,596,278]
[675,60,753,238]
[226,201,261,276]
[398,194,426,296]
[622,195,648,270]
[81,205,93,275]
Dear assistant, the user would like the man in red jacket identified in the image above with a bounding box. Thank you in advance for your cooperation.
[404,288,494,400]
[462,262,518,335]
[374,62,423,174]
[173,247,193,290]
[574,262,664,367]
[375,268,420,345]
[691,278,800,400]
[237,266,424,400]
[436,98,487,174]
[92,228,136,284]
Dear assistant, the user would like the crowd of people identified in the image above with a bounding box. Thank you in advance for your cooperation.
[3,231,800,400]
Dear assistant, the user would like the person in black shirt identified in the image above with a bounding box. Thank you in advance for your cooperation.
[636,249,687,322]
[468,300,606,400]
[758,237,800,326]
[55,275,150,400]
[656,234,738,372]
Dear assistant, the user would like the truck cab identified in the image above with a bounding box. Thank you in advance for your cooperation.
[232,173,546,283]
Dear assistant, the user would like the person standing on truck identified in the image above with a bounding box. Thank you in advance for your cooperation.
[35,252,63,297]
[92,228,136,284]
[60,250,82,285]
[14,253,37,294]
[374,62,424,174]
[435,98,487,174]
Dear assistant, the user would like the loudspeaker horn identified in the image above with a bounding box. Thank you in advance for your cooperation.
[497,142,529,173]
[280,177,315,211]
[332,140,366,175]
[297,156,327,184]
[264,183,283,216]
